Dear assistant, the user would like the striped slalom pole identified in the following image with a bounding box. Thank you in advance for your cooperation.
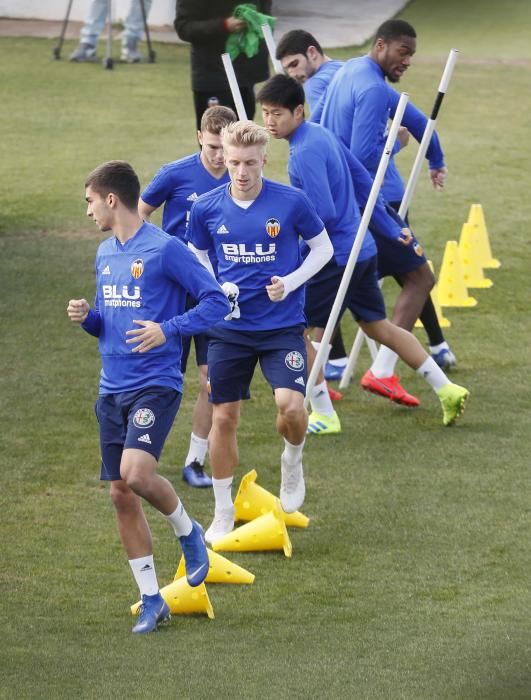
[305,92,410,406]
[399,48,459,218]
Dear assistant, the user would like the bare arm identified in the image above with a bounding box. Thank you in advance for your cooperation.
[138,198,157,221]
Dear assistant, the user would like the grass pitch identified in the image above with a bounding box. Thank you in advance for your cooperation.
[1,0,531,697]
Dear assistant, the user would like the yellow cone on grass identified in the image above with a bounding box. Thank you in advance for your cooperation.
[131,578,214,619]
[467,203,501,268]
[438,240,478,308]
[213,499,293,557]
[415,260,451,329]
[174,548,255,584]
[458,222,493,289]
[234,469,309,528]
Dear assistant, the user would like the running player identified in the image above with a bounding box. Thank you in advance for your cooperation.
[257,75,469,432]
[139,105,237,488]
[277,27,456,389]
[275,29,343,123]
[187,120,333,543]
[67,161,229,633]
[321,20,457,400]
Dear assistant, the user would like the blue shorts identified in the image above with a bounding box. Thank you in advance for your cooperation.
[375,233,427,279]
[305,255,386,326]
[207,325,307,403]
[95,386,182,481]
[180,333,209,373]
[180,294,210,373]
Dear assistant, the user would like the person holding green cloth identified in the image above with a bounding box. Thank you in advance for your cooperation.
[175,1,273,129]
[226,4,275,61]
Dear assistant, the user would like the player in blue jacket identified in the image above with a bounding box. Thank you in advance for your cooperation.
[67,161,230,633]
[187,120,333,544]
[275,29,343,123]
[258,74,469,432]
[139,105,237,488]
[320,20,457,394]
[278,27,456,390]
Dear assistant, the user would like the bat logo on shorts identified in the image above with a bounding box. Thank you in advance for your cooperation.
[265,218,281,238]
[131,258,144,279]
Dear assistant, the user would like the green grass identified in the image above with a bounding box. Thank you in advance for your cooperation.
[2,1,531,697]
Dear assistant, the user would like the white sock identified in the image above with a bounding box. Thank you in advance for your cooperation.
[165,500,193,537]
[328,356,348,367]
[416,357,449,392]
[129,555,159,597]
[185,432,209,466]
[283,437,305,465]
[370,344,399,377]
[428,341,449,354]
[212,476,234,511]
[310,380,335,416]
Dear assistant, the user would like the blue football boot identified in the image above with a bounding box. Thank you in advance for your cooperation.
[179,521,209,587]
[132,592,170,634]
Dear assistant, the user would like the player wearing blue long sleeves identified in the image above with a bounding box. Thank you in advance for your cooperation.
[275,29,342,124]
[139,106,237,488]
[258,74,469,432]
[276,28,455,387]
[67,161,230,633]
[187,120,333,543]
[320,19,457,396]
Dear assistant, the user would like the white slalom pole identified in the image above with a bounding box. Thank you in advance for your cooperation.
[305,92,410,407]
[261,23,284,74]
[399,48,459,219]
[221,53,248,120]
[340,49,459,390]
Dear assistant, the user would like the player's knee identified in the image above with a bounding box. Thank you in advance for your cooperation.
[360,320,381,341]
[277,403,305,426]
[402,266,434,295]
[109,480,138,512]
[212,407,239,434]
[418,264,435,292]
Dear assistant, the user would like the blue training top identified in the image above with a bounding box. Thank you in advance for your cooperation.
[81,221,229,395]
[287,120,376,265]
[188,178,325,332]
[141,152,230,239]
[320,55,445,202]
[304,60,343,123]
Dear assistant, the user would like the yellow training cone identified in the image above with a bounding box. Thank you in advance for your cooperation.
[131,578,214,619]
[415,260,451,329]
[213,499,292,557]
[458,223,493,289]
[438,240,478,308]
[234,469,310,528]
[467,203,501,268]
[174,548,255,584]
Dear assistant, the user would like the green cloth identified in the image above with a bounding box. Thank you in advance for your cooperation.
[225,3,275,61]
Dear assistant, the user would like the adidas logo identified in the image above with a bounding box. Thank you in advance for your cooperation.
[102,265,111,275]
[138,433,152,444]
[294,376,305,387]
[140,564,152,572]
[216,224,229,234]
[186,192,199,202]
